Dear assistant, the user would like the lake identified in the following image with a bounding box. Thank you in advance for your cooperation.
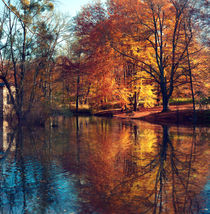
[0,117,209,214]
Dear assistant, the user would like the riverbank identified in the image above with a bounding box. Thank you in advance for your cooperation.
[113,105,210,126]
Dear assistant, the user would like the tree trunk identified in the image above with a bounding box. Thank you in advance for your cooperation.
[188,55,196,124]
[133,91,137,111]
[162,93,169,112]
[185,24,196,124]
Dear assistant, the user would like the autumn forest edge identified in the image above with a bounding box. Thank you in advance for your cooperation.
[0,0,209,125]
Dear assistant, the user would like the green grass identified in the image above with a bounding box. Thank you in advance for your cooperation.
[169,98,193,105]
[169,97,210,106]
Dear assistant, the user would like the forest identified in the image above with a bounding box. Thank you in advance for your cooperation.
[0,0,209,125]
[0,1,209,212]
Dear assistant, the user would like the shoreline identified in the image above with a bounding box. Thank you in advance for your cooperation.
[103,104,210,127]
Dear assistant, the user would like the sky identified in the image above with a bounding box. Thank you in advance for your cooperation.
[55,0,93,17]
[0,0,103,17]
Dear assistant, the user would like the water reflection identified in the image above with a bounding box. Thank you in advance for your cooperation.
[0,117,209,214]
[0,120,16,156]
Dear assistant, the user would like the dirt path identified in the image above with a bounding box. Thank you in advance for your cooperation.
[114,104,193,119]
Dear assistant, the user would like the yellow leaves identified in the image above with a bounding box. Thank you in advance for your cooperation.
[117,88,130,104]
[9,4,20,18]
[133,77,157,107]
[21,0,30,6]
[139,129,157,151]
[118,129,132,149]
[132,128,157,168]
[47,2,54,11]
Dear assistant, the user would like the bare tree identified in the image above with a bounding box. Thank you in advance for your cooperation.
[0,0,64,123]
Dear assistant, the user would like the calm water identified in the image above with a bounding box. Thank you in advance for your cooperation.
[0,117,209,214]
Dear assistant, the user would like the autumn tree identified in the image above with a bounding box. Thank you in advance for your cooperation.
[69,2,124,110]
[107,0,205,112]
[72,1,144,110]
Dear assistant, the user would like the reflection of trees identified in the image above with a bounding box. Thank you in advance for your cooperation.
[150,125,199,214]
[77,121,209,214]
[0,123,80,213]
[0,121,16,160]
[0,118,209,214]
[129,124,208,214]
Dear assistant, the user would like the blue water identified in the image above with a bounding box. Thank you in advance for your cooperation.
[200,179,210,214]
[0,117,209,214]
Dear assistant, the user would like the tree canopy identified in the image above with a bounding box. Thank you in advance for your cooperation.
[0,0,209,122]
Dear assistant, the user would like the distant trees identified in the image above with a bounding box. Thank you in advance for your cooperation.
[56,47,85,114]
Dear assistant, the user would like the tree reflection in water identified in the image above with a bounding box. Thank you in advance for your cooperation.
[0,121,80,214]
[75,119,209,214]
[0,117,209,214]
